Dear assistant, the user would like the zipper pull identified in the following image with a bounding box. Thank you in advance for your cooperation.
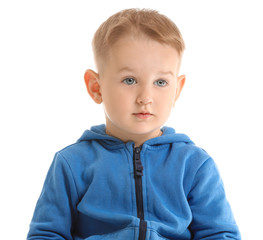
[134,147,144,176]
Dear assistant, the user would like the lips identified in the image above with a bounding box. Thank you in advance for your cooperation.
[133,112,153,119]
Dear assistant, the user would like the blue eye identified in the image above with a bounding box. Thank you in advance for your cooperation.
[123,78,137,85]
[154,80,167,87]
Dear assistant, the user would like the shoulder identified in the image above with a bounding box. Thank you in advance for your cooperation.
[170,137,211,167]
[51,140,104,196]
[55,139,99,169]
[169,139,215,186]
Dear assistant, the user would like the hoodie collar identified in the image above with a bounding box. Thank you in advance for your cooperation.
[77,124,193,148]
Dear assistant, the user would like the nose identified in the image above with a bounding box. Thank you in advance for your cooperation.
[137,97,152,105]
[136,87,153,105]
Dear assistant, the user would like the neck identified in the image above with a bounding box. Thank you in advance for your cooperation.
[133,130,163,147]
[105,123,162,147]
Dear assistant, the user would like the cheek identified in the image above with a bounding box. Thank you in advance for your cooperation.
[102,88,132,114]
[156,91,175,111]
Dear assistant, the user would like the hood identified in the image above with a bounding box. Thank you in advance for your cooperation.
[77,124,193,147]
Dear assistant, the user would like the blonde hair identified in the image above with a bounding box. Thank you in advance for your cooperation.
[92,8,185,73]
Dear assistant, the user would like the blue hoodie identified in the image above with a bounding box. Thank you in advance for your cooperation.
[27,124,241,239]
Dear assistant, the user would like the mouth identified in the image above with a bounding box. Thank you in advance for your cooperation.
[133,112,153,119]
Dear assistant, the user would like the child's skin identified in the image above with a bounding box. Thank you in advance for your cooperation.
[85,34,185,147]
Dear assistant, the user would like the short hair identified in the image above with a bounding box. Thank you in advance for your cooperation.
[92,8,185,73]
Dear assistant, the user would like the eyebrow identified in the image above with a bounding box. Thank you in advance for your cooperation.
[157,71,174,77]
[118,67,175,76]
[118,67,134,73]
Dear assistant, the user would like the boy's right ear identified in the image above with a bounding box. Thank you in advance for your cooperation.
[84,69,102,104]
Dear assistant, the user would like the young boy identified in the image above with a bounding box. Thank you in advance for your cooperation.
[27,8,241,239]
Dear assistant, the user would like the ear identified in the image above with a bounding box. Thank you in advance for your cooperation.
[173,75,185,107]
[84,69,102,104]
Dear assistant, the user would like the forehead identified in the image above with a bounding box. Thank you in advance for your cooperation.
[106,34,180,73]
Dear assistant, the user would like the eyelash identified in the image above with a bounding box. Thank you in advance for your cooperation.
[123,78,137,85]
[122,78,168,87]
[154,80,168,87]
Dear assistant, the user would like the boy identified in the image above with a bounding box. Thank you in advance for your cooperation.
[27,8,241,239]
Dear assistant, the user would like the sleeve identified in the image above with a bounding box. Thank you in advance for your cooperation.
[188,158,241,239]
[27,152,79,240]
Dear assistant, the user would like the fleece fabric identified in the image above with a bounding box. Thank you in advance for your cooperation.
[27,124,241,239]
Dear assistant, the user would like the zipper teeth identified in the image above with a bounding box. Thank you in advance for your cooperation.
[134,147,144,219]
[135,176,144,219]
[133,147,147,239]
[139,220,147,240]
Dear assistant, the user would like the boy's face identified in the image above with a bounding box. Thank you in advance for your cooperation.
[88,34,185,145]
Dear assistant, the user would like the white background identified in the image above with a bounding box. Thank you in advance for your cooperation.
[0,0,262,239]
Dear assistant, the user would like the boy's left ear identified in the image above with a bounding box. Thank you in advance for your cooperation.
[173,75,186,106]
[84,69,102,104]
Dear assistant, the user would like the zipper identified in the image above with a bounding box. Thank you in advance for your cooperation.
[133,146,147,240]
